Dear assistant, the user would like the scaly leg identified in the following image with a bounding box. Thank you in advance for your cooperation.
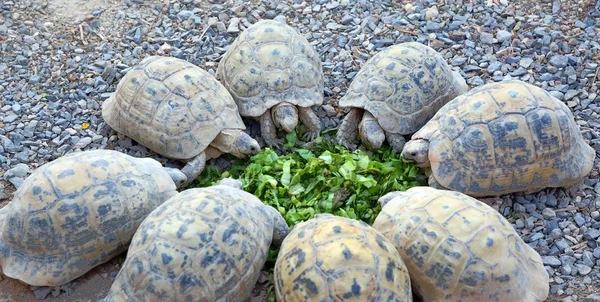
[297,106,321,142]
[260,109,283,150]
[335,108,363,150]
[179,151,206,188]
[385,131,407,154]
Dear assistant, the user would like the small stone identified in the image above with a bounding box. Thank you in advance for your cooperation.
[496,30,512,43]
[479,32,494,44]
[73,137,93,149]
[549,55,568,68]
[4,163,30,179]
[424,6,439,20]
[177,10,193,20]
[542,208,556,219]
[33,287,52,300]
[227,18,240,33]
[520,57,534,68]
[584,229,600,240]
[541,256,561,267]
[577,264,592,275]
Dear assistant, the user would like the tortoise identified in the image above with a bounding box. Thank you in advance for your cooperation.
[101,178,290,302]
[401,80,596,197]
[216,19,324,150]
[102,55,261,188]
[372,186,550,302]
[335,42,469,152]
[0,149,184,287]
[274,213,413,301]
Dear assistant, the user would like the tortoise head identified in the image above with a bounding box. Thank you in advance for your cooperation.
[263,205,290,247]
[214,130,261,159]
[216,178,243,190]
[271,102,298,133]
[401,139,430,167]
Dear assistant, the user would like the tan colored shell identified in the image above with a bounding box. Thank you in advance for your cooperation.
[372,186,550,302]
[339,42,468,134]
[0,150,178,287]
[413,80,596,197]
[216,19,324,117]
[102,184,289,302]
[102,55,246,160]
[274,214,413,301]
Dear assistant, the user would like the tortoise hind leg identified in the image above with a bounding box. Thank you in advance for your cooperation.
[297,106,321,142]
[384,131,407,154]
[335,108,363,150]
[260,109,284,150]
[178,151,207,189]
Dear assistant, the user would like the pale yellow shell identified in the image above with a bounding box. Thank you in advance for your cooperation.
[412,80,595,196]
[372,186,550,302]
[274,214,413,301]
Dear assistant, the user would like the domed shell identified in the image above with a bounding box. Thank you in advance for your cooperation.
[274,214,413,301]
[339,42,468,134]
[0,150,178,286]
[216,19,324,118]
[102,185,287,301]
[102,55,246,160]
[413,80,596,197]
[372,186,550,302]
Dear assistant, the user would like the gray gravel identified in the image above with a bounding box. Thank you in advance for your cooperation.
[1,0,600,300]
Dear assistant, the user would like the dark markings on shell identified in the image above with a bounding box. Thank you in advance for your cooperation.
[179,273,200,292]
[420,245,429,254]
[411,215,421,222]
[91,159,109,167]
[342,278,361,299]
[385,261,395,281]
[421,228,438,239]
[32,185,42,195]
[264,27,274,33]
[162,253,173,265]
[333,226,342,233]
[405,244,425,268]
[386,63,395,70]
[495,274,510,282]
[443,248,462,259]
[286,247,306,273]
[293,276,318,294]
[486,238,494,247]
[57,169,74,179]
[375,235,389,252]
[177,223,188,239]
[426,262,454,290]
[146,87,157,97]
[120,179,136,187]
[342,245,352,260]
[97,204,110,216]
[222,222,240,243]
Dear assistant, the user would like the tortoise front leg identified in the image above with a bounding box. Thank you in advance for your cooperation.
[297,106,321,142]
[335,107,363,150]
[260,109,284,150]
[428,173,446,190]
[384,131,407,154]
[178,151,206,188]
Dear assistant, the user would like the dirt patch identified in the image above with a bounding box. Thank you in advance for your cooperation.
[46,0,124,25]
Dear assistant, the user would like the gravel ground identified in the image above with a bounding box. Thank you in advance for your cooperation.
[1,0,600,301]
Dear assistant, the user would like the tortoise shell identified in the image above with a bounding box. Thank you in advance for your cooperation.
[274,214,413,301]
[216,19,324,118]
[102,55,246,160]
[412,79,596,197]
[372,186,549,302]
[102,184,289,301]
[338,41,469,135]
[0,150,178,286]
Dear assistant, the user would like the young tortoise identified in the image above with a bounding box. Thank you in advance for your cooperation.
[336,42,468,152]
[102,56,261,188]
[372,186,550,302]
[101,178,290,302]
[402,80,596,197]
[216,19,324,150]
[274,214,413,301]
[0,149,183,286]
